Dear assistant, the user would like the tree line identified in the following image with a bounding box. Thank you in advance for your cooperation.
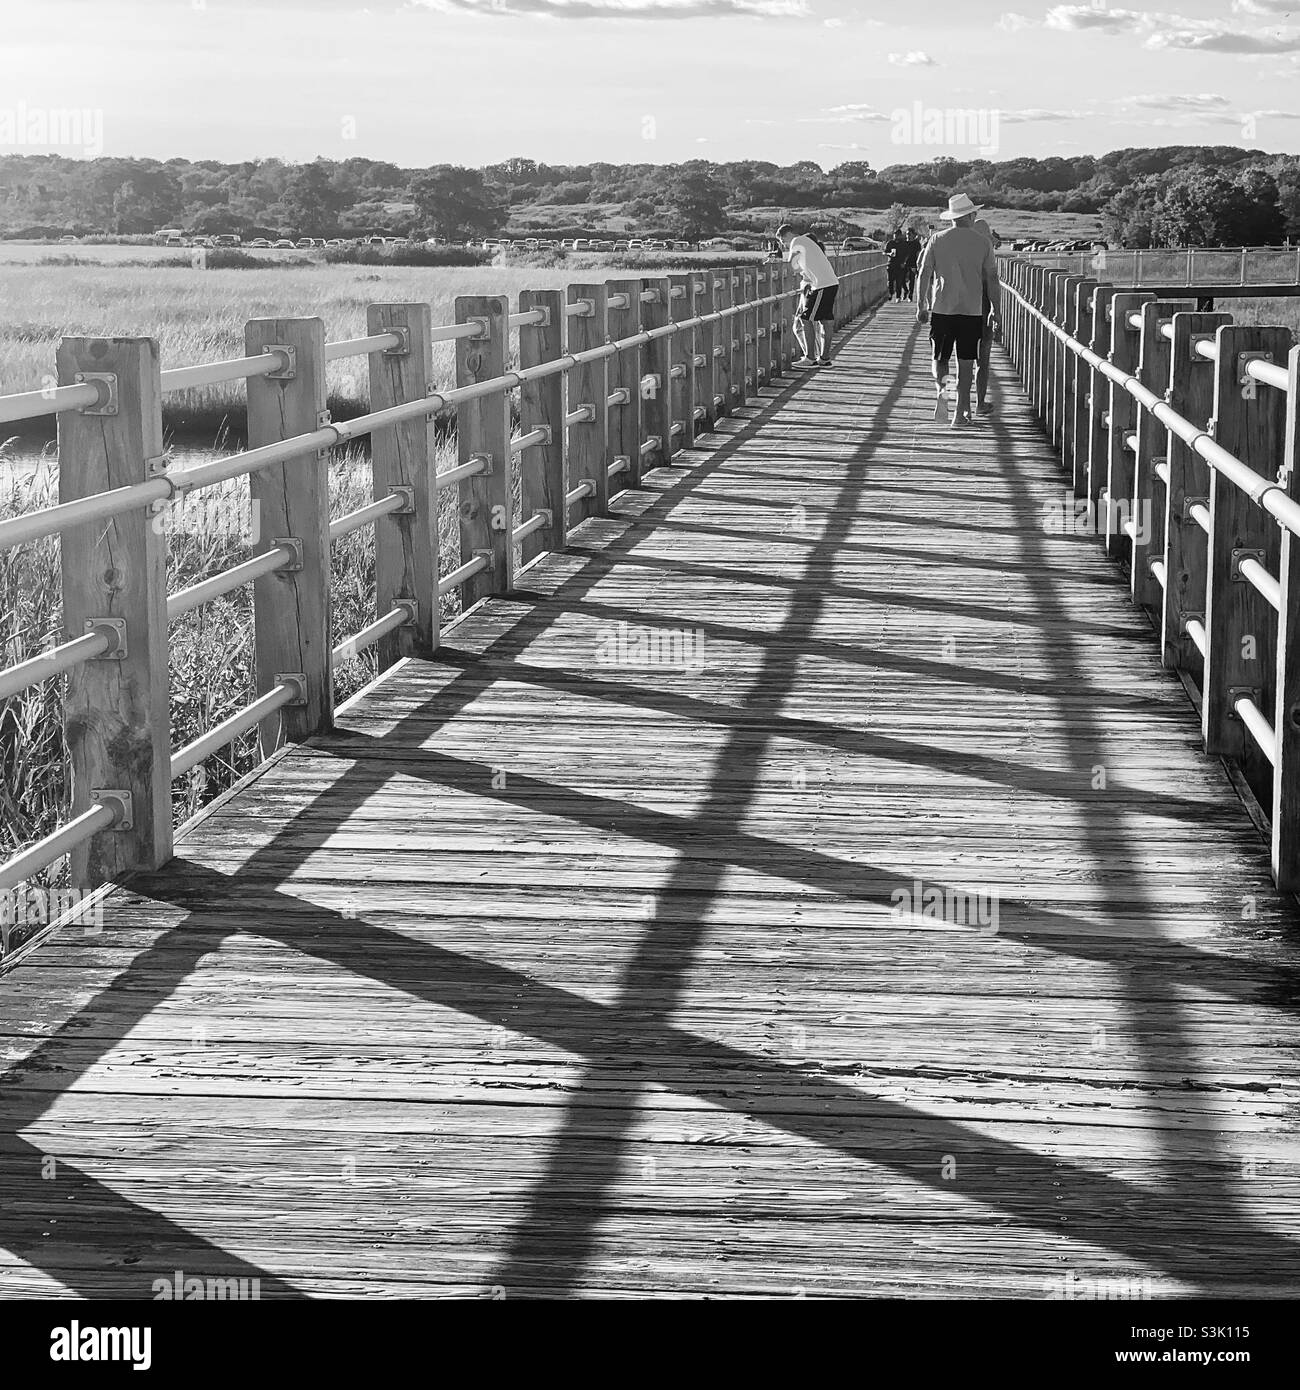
[0,146,1296,246]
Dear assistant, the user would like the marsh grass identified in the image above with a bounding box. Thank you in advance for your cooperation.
[0,439,466,961]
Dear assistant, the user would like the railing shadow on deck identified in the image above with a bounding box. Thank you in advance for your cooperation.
[4,315,1300,1298]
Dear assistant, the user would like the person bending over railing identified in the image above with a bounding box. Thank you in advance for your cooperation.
[777,223,839,367]
[915,194,1002,429]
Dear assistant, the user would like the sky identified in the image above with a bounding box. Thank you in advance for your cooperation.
[2,0,1300,168]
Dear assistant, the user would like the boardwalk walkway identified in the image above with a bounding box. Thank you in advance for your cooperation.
[3,302,1300,1298]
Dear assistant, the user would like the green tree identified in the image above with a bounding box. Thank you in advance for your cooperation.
[278,161,348,236]
[409,166,505,241]
[663,167,729,241]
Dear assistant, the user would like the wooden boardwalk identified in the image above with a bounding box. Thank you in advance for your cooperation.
[4,302,1300,1299]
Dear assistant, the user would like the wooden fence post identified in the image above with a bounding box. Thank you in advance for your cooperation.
[739,269,756,399]
[667,274,697,449]
[729,271,746,408]
[1058,274,1085,469]
[1202,324,1291,774]
[1027,267,1044,420]
[518,288,566,563]
[1273,344,1300,889]
[1043,271,1065,447]
[605,278,643,488]
[366,302,437,661]
[454,295,513,608]
[756,265,774,385]
[713,273,734,418]
[1086,285,1121,508]
[640,277,673,468]
[1131,299,1195,616]
[58,336,172,884]
[1161,310,1232,674]
[566,282,609,520]
[1105,291,1155,558]
[244,317,332,755]
[1068,280,1098,496]
[693,272,717,432]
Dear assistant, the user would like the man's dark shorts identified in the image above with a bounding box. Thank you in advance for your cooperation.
[797,285,838,322]
[930,312,984,363]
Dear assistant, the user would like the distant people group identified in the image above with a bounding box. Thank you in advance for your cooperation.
[777,191,1002,429]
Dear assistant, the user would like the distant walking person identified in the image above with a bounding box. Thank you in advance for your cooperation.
[778,223,839,366]
[884,225,908,301]
[902,226,924,300]
[973,218,1000,417]
[915,193,1002,428]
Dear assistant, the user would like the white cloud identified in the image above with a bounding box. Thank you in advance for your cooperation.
[997,12,1036,31]
[1231,0,1296,13]
[1147,28,1300,53]
[998,107,1094,122]
[416,0,811,17]
[1123,92,1232,110]
[1045,4,1150,32]
[888,50,937,65]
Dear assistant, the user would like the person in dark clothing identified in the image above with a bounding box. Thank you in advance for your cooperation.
[884,227,908,300]
[902,228,924,299]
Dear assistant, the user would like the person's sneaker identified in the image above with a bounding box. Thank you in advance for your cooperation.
[794,356,815,366]
[816,357,832,365]
[933,395,949,424]
[976,401,993,417]
[950,410,972,430]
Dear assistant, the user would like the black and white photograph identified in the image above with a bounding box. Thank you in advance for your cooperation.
[1,0,1299,1355]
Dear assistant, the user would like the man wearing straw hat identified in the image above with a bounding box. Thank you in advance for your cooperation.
[915,193,1002,428]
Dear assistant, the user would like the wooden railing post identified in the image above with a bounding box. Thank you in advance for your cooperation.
[1273,344,1300,888]
[1058,274,1085,468]
[366,302,437,661]
[1043,270,1065,447]
[756,265,774,386]
[1069,280,1099,495]
[1161,310,1232,674]
[640,277,674,468]
[1131,299,1195,616]
[58,335,172,883]
[1203,323,1291,768]
[693,272,717,432]
[742,269,759,399]
[605,278,643,488]
[518,288,566,562]
[244,317,332,754]
[729,271,746,409]
[713,273,734,418]
[1028,267,1045,421]
[566,283,609,520]
[1105,291,1155,557]
[1084,286,1120,508]
[667,274,697,449]
[454,295,513,607]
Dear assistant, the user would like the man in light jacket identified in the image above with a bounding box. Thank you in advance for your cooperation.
[915,194,1002,428]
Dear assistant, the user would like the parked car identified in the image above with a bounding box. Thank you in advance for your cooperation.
[58,234,77,243]
[214,234,241,247]
[272,239,295,249]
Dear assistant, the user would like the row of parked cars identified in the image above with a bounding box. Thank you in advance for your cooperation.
[1013,238,1103,252]
[480,236,695,252]
[155,230,423,250]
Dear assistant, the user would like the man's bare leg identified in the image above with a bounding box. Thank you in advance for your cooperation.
[932,357,949,422]
[816,317,832,362]
[793,315,811,361]
[951,357,975,427]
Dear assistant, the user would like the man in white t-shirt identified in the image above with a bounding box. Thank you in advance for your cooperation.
[777,223,839,366]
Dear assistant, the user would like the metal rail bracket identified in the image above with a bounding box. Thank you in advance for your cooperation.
[1228,686,1260,721]
[275,672,308,706]
[75,372,118,416]
[262,345,296,380]
[84,618,127,660]
[382,326,411,356]
[91,789,133,831]
[388,486,415,515]
[1231,547,1267,582]
[1238,350,1271,402]
[272,537,304,572]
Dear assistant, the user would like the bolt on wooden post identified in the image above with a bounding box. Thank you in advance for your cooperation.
[244,317,333,756]
[1273,343,1300,889]
[58,336,172,884]
[518,288,566,562]
[1131,300,1194,616]
[366,302,437,662]
[640,278,673,469]
[454,296,513,606]
[605,278,643,488]
[1202,323,1291,775]
[1161,310,1231,675]
[566,283,609,520]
